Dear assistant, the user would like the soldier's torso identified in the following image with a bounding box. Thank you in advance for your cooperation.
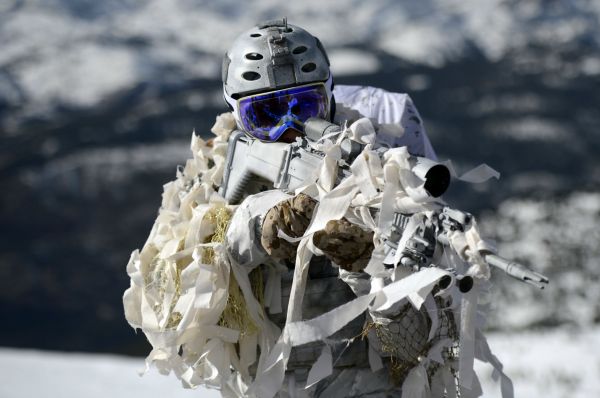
[267,256,368,369]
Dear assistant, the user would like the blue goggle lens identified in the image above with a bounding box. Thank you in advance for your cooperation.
[238,84,329,142]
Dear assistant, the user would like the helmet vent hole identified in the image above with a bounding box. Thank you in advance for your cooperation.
[250,33,262,38]
[301,62,316,73]
[245,52,263,60]
[242,71,261,81]
[292,46,307,55]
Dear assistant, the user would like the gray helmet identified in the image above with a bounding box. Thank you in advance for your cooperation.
[222,18,332,110]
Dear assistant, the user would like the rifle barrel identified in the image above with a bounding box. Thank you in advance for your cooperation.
[484,253,549,289]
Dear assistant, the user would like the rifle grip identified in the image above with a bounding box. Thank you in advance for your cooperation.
[226,169,253,204]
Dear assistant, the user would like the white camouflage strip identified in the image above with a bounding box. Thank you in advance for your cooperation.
[124,111,510,398]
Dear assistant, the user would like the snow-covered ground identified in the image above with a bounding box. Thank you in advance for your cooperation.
[475,327,600,398]
[0,347,220,398]
[1,326,598,398]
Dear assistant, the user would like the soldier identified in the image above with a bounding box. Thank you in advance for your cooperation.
[222,18,443,397]
[125,17,541,398]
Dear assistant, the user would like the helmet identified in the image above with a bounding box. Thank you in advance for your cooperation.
[222,18,334,141]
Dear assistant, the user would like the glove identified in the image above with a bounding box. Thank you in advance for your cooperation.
[261,193,374,271]
[261,193,317,263]
[313,219,374,272]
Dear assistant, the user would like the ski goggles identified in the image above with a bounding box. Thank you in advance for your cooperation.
[237,83,329,142]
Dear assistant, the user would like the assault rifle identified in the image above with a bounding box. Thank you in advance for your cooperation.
[382,208,550,289]
[219,118,450,204]
[219,118,549,289]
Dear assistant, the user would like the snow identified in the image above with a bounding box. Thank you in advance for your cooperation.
[2,0,600,120]
[19,43,138,108]
[328,49,380,76]
[378,22,463,68]
[581,56,600,76]
[0,348,221,398]
[1,327,598,398]
[480,192,600,330]
[403,74,432,92]
[476,327,600,398]
[19,141,191,197]
[487,117,571,141]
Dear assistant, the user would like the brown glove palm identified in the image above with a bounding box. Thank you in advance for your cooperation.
[261,193,374,271]
[261,193,317,263]
[313,218,374,272]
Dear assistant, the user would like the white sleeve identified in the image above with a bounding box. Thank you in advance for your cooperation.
[333,85,438,160]
[225,190,291,270]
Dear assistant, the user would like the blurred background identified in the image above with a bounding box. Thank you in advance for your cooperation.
[1,0,599,397]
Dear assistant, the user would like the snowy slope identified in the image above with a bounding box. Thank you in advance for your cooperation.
[1,0,599,127]
[0,347,220,398]
[480,192,600,330]
[1,327,598,398]
[475,327,600,398]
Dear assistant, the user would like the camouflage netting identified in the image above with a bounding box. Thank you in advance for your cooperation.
[123,113,511,398]
[367,297,459,388]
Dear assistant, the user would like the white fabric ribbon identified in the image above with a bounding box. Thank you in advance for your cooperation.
[125,112,510,398]
[250,267,451,398]
[401,364,431,398]
[305,345,334,389]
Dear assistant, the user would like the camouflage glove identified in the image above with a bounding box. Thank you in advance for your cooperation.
[261,193,317,263]
[313,219,374,272]
[261,194,375,270]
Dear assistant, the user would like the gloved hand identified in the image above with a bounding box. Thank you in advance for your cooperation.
[261,193,374,271]
[261,193,317,263]
[313,219,374,272]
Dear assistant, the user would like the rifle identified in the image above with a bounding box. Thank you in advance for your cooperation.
[219,118,549,289]
[382,207,550,289]
[219,118,450,204]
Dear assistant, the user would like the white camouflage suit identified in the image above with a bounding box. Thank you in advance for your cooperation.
[225,84,438,398]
